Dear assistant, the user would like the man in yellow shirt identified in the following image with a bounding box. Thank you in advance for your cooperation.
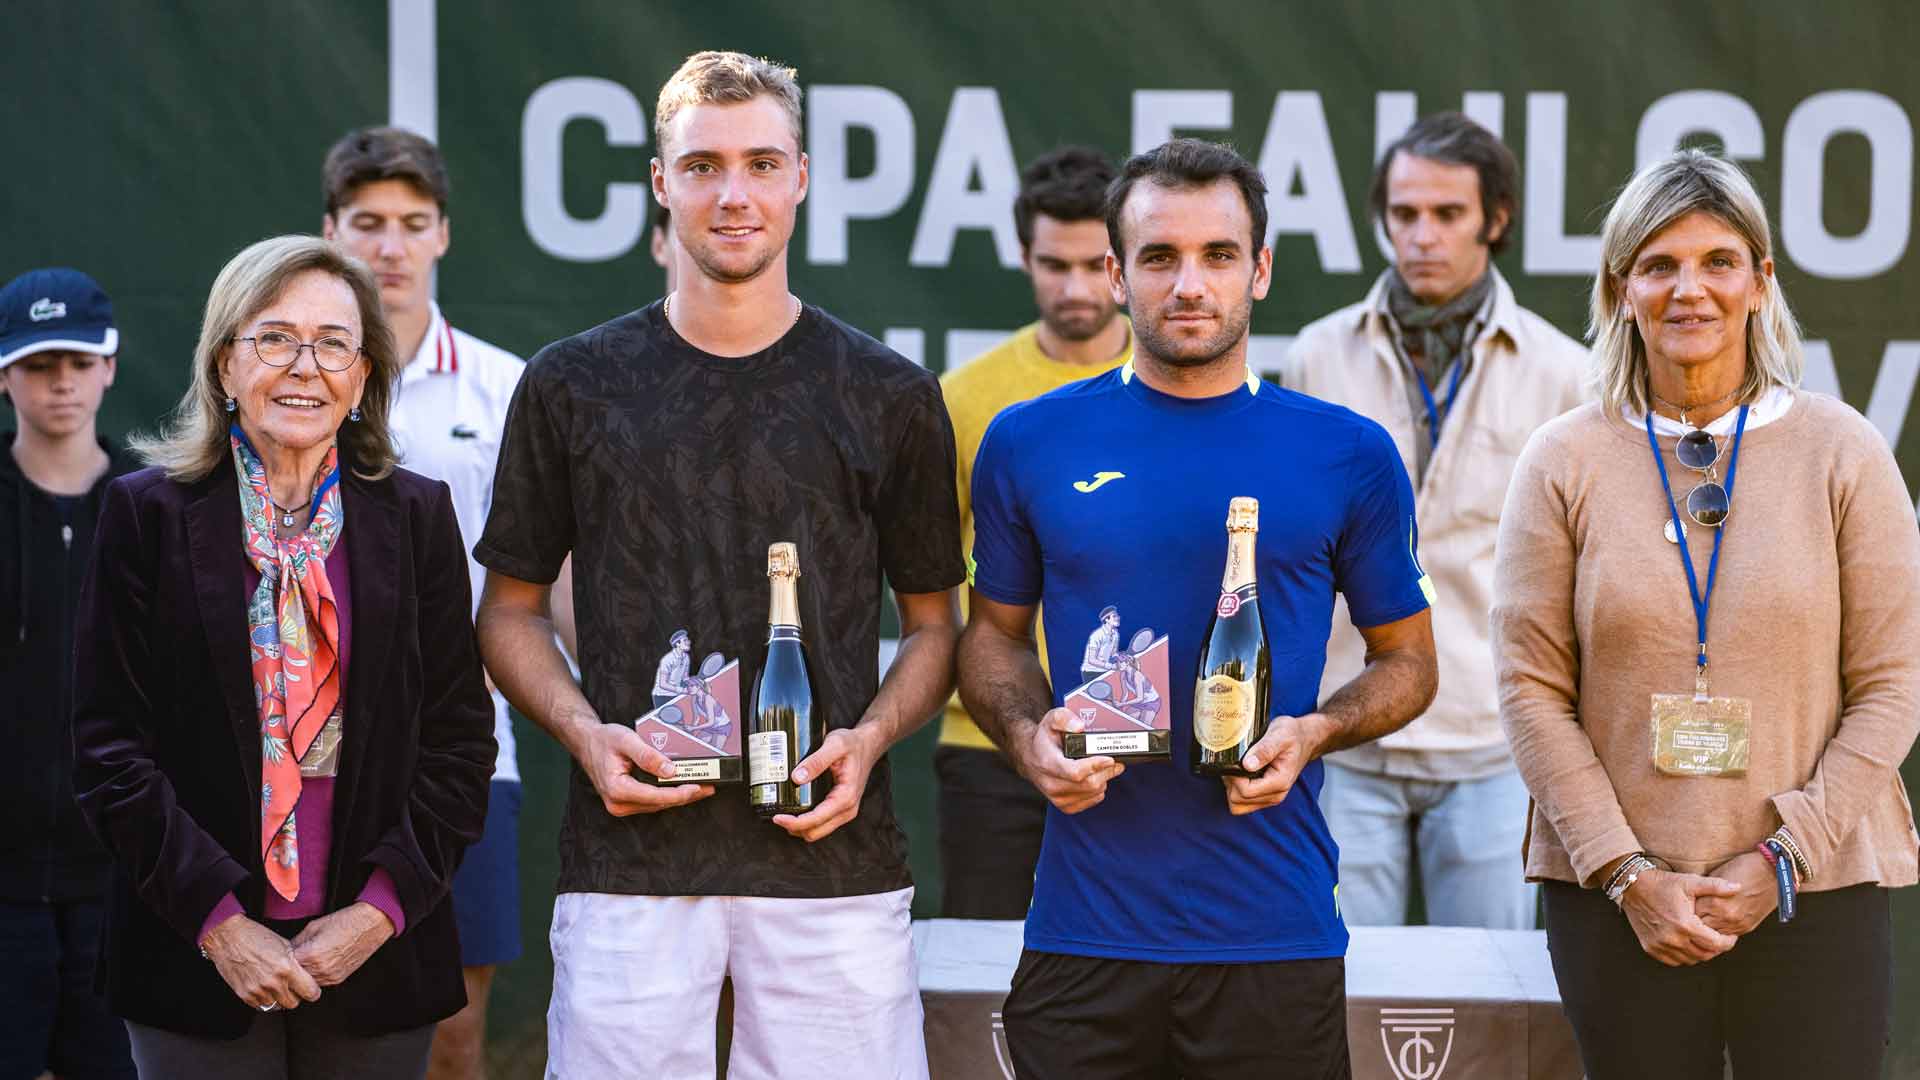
[938,145,1131,918]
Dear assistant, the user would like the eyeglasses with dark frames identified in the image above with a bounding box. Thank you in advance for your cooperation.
[234,329,361,373]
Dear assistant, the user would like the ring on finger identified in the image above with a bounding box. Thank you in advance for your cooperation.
[258,1002,279,1013]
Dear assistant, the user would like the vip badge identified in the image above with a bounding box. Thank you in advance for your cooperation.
[1650,692,1752,777]
[1380,1007,1454,1080]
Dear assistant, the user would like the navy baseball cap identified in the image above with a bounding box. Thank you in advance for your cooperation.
[0,268,119,370]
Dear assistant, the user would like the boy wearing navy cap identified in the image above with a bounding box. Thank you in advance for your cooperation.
[0,267,138,1080]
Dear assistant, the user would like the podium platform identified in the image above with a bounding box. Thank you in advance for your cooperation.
[914,920,1583,1079]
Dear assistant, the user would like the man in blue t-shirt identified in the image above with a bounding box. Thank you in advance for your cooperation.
[957,138,1439,1077]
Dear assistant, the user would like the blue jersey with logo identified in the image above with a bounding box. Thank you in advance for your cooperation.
[970,366,1430,963]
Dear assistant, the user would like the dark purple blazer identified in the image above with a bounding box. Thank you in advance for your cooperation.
[72,454,494,1039]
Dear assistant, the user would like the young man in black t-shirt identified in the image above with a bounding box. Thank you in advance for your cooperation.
[0,268,138,1080]
[475,51,963,1078]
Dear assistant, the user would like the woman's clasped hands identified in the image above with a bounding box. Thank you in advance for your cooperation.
[200,902,396,1011]
[1620,851,1780,967]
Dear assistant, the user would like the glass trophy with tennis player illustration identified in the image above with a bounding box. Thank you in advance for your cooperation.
[634,630,744,785]
[1061,608,1173,763]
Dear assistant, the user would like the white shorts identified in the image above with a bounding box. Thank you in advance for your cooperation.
[546,887,927,1079]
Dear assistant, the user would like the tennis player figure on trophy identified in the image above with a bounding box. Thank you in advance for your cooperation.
[1063,607,1171,762]
[636,631,743,785]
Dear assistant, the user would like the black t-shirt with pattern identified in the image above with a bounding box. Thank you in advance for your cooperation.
[476,300,965,898]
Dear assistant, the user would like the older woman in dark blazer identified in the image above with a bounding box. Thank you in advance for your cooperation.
[72,235,493,1077]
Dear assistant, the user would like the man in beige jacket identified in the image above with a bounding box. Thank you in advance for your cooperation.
[1280,112,1587,928]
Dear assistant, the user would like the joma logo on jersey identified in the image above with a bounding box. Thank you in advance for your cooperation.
[1073,471,1125,493]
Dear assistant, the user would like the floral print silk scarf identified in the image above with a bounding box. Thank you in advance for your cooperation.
[232,427,344,901]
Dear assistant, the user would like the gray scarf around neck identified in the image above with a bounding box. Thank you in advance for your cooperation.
[1385,268,1494,386]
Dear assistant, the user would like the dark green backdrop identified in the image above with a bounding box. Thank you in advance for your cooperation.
[8,1,1918,1074]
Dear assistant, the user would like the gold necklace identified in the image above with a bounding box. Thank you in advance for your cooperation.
[665,292,803,332]
[1650,384,1741,427]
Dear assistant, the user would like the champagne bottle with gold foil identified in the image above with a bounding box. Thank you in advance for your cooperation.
[1190,497,1272,777]
[749,542,823,816]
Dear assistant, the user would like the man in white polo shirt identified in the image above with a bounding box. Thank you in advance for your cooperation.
[321,125,573,1080]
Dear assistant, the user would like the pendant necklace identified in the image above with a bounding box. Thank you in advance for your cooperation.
[272,499,310,531]
[1650,385,1740,428]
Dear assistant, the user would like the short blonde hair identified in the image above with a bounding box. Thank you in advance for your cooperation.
[1589,149,1803,417]
[654,50,802,155]
[132,235,400,482]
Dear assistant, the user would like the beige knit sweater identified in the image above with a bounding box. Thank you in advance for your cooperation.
[1492,394,1920,890]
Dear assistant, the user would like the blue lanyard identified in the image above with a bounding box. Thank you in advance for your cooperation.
[312,464,341,504]
[231,423,342,503]
[1643,404,1749,672]
[1412,359,1466,449]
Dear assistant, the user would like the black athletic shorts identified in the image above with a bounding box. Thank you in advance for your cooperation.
[1000,949,1350,1079]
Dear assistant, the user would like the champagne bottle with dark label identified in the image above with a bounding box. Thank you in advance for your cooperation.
[749,542,823,816]
[1190,497,1272,777]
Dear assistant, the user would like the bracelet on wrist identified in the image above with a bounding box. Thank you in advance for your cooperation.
[1601,855,1634,895]
[1768,826,1812,882]
[1607,865,1649,908]
[1761,838,1799,923]
[1602,852,1649,894]
[1604,853,1657,908]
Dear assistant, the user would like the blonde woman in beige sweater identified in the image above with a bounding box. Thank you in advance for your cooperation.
[1492,150,1920,1080]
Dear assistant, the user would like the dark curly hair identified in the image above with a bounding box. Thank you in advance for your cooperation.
[1014,146,1118,249]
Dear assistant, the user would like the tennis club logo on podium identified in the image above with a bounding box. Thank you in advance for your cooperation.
[1380,1007,1454,1080]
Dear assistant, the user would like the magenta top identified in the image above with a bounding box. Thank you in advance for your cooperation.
[199,541,405,944]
